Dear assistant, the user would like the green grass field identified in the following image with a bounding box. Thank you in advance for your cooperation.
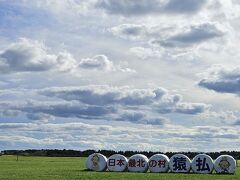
[0,155,239,180]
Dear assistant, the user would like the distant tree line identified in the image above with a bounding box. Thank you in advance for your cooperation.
[2,149,240,159]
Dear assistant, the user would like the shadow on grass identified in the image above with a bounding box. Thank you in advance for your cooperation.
[81,169,93,172]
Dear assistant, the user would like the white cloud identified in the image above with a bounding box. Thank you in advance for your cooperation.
[0,38,133,74]
[40,85,209,115]
[151,23,225,48]
[117,111,169,125]
[199,110,238,124]
[198,65,240,94]
[39,85,167,106]
[164,0,207,14]
[175,102,210,114]
[79,55,114,71]
[0,122,239,151]
[26,113,55,123]
[0,38,77,73]
[111,22,226,63]
[129,47,162,59]
[110,23,176,41]
[0,85,211,128]
[96,0,207,16]
[1,100,116,120]
[110,24,148,40]
[78,54,134,72]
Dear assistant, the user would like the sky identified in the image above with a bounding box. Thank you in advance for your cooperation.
[0,0,240,152]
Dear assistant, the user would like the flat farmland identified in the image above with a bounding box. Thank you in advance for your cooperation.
[0,155,239,180]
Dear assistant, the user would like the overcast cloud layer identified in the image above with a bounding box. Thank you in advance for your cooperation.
[0,0,240,152]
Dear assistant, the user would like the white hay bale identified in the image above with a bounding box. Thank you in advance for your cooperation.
[107,154,128,172]
[148,154,169,173]
[169,154,191,173]
[127,154,149,173]
[191,154,214,174]
[214,155,236,174]
[86,153,107,172]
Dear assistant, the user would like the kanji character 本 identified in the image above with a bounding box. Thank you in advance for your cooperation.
[149,160,157,167]
[136,159,146,167]
[128,159,136,167]
[173,157,187,171]
[116,159,125,167]
[108,159,116,166]
[196,157,210,171]
[158,160,166,168]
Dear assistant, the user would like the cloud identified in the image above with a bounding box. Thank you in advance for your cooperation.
[117,111,168,125]
[200,110,238,124]
[155,94,210,114]
[40,85,209,115]
[151,23,224,48]
[78,54,133,72]
[234,120,240,126]
[79,55,114,70]
[111,23,225,53]
[0,85,209,127]
[96,0,207,16]
[0,38,133,73]
[26,113,55,123]
[110,24,148,40]
[2,99,170,125]
[22,101,117,119]
[39,85,167,106]
[175,102,210,114]
[129,47,162,59]
[0,100,116,120]
[96,0,163,16]
[0,121,239,151]
[164,0,206,14]
[118,111,145,122]
[0,38,77,73]
[198,65,240,94]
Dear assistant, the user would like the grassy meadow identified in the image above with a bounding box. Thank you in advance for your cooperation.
[0,155,239,180]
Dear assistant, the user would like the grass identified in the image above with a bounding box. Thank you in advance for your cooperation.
[0,155,239,180]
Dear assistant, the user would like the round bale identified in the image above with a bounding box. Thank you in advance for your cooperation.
[214,155,236,174]
[127,154,149,173]
[148,154,169,173]
[191,154,214,174]
[169,154,191,173]
[107,154,128,172]
[86,153,107,172]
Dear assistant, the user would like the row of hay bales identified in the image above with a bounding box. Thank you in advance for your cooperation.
[86,153,236,174]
